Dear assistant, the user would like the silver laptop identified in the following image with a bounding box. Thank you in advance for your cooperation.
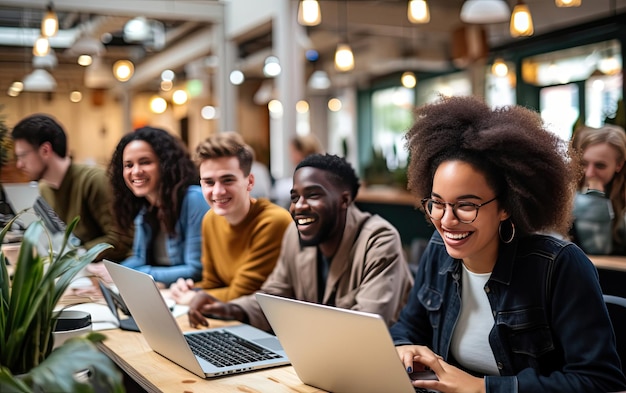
[103,261,289,378]
[256,293,439,393]
[2,182,40,228]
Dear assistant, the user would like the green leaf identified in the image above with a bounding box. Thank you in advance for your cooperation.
[1,213,121,391]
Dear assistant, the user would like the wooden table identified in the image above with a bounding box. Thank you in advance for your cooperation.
[587,255,626,299]
[587,255,626,272]
[97,313,326,393]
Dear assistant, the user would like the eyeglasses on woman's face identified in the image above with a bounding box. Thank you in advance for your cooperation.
[421,196,498,224]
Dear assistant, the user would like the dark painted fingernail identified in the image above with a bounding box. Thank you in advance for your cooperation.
[407,366,412,373]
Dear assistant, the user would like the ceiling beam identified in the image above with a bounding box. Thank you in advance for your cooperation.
[0,0,224,23]
[125,25,215,89]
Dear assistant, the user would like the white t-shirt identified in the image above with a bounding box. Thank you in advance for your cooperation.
[450,263,500,376]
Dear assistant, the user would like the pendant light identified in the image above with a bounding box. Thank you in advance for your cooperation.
[401,72,417,88]
[491,58,508,77]
[298,0,321,26]
[33,36,50,57]
[408,0,430,24]
[113,60,135,82]
[555,0,581,7]
[335,44,354,72]
[460,0,510,24]
[334,0,354,72]
[510,0,534,37]
[41,2,58,37]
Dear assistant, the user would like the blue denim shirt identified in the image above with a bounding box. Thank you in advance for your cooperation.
[390,231,626,393]
[121,185,209,286]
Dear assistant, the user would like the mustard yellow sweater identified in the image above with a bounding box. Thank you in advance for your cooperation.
[198,198,292,301]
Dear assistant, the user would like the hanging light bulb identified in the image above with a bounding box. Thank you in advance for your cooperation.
[335,0,354,72]
[41,3,58,37]
[113,60,134,82]
[401,72,417,88]
[33,35,50,56]
[408,0,430,24]
[491,58,508,77]
[555,0,581,7]
[510,0,533,37]
[298,0,321,26]
[335,43,354,72]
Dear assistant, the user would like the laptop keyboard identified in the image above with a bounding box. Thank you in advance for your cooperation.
[185,330,282,367]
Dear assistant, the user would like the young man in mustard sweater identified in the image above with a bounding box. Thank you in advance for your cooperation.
[170,132,292,303]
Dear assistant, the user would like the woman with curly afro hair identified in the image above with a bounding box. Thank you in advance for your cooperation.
[389,96,626,393]
[107,126,209,287]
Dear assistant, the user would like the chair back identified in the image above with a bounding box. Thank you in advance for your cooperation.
[604,294,626,375]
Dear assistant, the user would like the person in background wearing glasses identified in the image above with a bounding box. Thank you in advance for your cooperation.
[570,125,626,255]
[389,96,626,393]
[10,113,133,262]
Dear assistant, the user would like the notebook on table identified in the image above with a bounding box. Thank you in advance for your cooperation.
[103,261,289,378]
[256,293,440,393]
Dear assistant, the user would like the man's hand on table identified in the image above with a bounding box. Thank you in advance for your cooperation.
[187,292,247,328]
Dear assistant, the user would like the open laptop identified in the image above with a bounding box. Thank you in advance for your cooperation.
[103,261,290,378]
[2,182,40,228]
[256,293,439,393]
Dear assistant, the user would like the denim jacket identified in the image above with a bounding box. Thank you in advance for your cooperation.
[390,231,626,393]
[121,185,209,286]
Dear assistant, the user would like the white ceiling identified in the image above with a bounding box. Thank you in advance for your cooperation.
[0,0,625,95]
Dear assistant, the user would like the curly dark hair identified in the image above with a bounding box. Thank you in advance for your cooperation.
[108,127,199,235]
[405,95,578,236]
[296,153,361,200]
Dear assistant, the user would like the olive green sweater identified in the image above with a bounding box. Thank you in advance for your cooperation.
[39,163,133,261]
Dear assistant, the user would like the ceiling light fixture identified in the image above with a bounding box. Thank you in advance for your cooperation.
[229,70,245,85]
[335,0,354,72]
[308,70,331,90]
[335,44,354,72]
[69,36,106,57]
[401,71,417,88]
[510,0,534,37]
[33,36,50,57]
[41,2,58,37]
[22,69,56,92]
[69,90,82,103]
[113,60,134,82]
[150,96,168,114]
[555,0,581,7]
[491,58,509,76]
[408,0,430,24]
[298,0,322,26]
[124,17,152,43]
[172,90,188,105]
[460,0,510,24]
[263,56,282,77]
[77,54,92,66]
[161,69,175,81]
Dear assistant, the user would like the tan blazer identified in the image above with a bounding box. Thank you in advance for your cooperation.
[231,205,414,332]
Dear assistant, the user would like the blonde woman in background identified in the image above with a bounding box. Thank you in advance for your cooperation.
[571,124,626,255]
[272,134,324,208]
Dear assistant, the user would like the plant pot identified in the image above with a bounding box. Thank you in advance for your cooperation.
[53,310,92,349]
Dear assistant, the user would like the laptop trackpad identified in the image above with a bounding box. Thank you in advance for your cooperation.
[255,337,284,352]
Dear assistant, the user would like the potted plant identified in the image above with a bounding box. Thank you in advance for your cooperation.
[0,214,125,392]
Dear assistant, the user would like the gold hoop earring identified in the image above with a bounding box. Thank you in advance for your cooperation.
[499,219,515,244]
